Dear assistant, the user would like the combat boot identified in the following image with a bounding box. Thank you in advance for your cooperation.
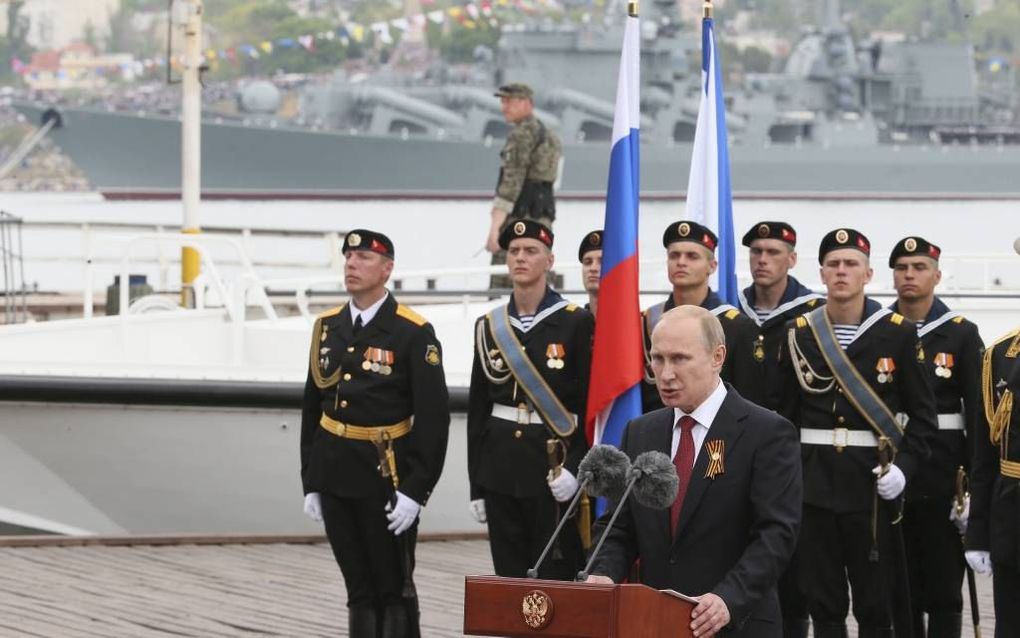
[811,623,848,638]
[347,605,377,638]
[926,612,962,638]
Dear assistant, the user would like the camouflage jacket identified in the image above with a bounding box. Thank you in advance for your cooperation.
[493,115,561,213]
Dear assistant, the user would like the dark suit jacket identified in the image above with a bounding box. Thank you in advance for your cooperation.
[590,385,802,637]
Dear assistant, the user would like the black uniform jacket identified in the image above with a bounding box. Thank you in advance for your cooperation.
[300,294,450,505]
[642,289,765,411]
[590,386,802,637]
[775,298,938,513]
[468,288,593,501]
[890,298,984,501]
[738,276,824,410]
[966,328,1020,569]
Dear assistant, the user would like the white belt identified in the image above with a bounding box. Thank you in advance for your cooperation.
[490,403,577,427]
[801,428,879,448]
[938,413,964,431]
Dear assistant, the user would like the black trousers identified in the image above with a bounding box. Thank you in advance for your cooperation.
[903,497,965,615]
[321,492,416,608]
[484,491,583,580]
[993,562,1020,638]
[797,504,898,629]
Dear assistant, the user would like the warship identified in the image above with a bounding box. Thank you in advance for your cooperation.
[11,0,1020,200]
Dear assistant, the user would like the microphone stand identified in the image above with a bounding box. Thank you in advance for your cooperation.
[526,475,592,579]
[576,470,641,582]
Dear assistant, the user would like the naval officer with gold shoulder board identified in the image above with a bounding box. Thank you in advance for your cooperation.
[300,229,450,638]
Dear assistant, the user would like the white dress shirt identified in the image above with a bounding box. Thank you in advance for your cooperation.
[670,380,728,464]
[349,291,389,328]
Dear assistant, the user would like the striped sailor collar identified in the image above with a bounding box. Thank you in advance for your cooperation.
[836,297,891,347]
[508,287,568,333]
[890,297,960,338]
[739,276,824,327]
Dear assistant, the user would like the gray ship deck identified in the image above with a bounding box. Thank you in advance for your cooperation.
[0,536,996,637]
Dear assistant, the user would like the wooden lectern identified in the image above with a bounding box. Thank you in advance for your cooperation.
[463,576,694,638]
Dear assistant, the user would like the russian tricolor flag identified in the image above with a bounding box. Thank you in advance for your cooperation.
[586,9,643,453]
[685,11,738,305]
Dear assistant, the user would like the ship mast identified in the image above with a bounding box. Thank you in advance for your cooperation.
[175,0,203,306]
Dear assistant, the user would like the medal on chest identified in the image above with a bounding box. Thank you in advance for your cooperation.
[875,357,896,384]
[362,347,395,375]
[933,352,954,379]
[546,343,566,369]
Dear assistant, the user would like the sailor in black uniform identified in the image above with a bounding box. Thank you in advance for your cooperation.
[579,229,603,315]
[642,220,764,411]
[467,219,593,579]
[889,236,984,638]
[775,228,937,638]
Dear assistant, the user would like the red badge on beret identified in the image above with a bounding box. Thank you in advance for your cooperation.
[782,228,796,243]
[857,236,870,252]
[370,239,387,255]
[929,245,940,259]
[539,228,551,246]
[703,234,717,250]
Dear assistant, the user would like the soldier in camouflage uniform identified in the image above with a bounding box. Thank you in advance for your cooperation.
[486,83,562,290]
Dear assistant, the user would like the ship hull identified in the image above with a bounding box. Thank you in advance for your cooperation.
[15,103,1020,199]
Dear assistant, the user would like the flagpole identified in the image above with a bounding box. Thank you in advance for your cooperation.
[704,0,712,18]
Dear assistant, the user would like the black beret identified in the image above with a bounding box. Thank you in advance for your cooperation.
[663,220,718,252]
[498,218,554,250]
[342,228,394,259]
[742,221,797,248]
[889,236,942,268]
[578,230,604,262]
[818,228,870,264]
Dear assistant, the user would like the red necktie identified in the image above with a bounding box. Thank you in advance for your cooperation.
[670,415,696,537]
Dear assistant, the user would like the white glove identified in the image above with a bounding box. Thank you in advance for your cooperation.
[384,491,420,536]
[548,468,580,503]
[949,495,970,535]
[965,550,992,575]
[303,492,323,522]
[872,464,906,500]
[469,499,487,524]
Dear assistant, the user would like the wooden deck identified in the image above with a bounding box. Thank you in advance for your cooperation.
[0,536,997,637]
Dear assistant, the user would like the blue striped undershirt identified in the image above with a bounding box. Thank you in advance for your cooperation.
[833,324,859,349]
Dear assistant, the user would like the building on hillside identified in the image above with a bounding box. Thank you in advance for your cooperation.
[22,42,136,91]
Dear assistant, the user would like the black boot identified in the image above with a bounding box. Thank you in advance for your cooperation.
[926,612,962,638]
[347,605,377,638]
[782,618,809,638]
[857,626,894,638]
[812,623,848,638]
[381,603,412,638]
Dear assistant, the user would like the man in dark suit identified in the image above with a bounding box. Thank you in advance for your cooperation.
[587,305,802,638]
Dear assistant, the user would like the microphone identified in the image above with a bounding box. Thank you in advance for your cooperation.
[526,445,631,578]
[576,451,679,582]
[631,450,680,509]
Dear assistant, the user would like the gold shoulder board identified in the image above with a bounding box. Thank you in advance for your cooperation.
[396,304,427,326]
[725,309,740,320]
[890,313,905,325]
[566,304,578,312]
[795,316,808,329]
[952,316,965,324]
[317,304,345,319]
[807,299,818,307]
